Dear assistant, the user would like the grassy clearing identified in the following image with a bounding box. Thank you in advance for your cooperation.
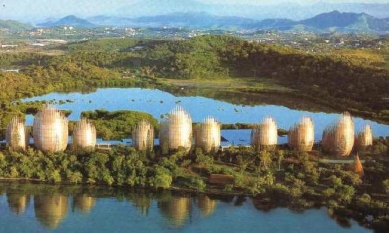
[382,54,389,71]
[0,45,67,56]
[160,77,293,92]
[335,49,386,67]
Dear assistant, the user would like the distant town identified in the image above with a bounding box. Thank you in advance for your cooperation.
[1,26,387,59]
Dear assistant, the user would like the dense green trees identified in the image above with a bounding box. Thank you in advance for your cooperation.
[220,39,389,115]
[0,145,210,192]
[81,110,159,140]
[0,147,150,188]
[67,39,140,53]
[0,53,50,68]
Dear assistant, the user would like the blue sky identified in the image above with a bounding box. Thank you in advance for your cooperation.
[1,0,388,22]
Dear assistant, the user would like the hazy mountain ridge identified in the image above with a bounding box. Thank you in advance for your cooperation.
[37,15,95,28]
[299,11,389,33]
[2,0,389,23]
[117,0,389,20]
[6,11,389,34]
[88,11,389,33]
[0,20,33,30]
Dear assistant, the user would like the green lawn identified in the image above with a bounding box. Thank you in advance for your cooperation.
[160,77,293,92]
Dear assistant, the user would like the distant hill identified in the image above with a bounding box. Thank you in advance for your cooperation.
[298,11,389,33]
[300,11,365,29]
[0,20,32,30]
[38,15,95,28]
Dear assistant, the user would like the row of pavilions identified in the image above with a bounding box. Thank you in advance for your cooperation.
[4,105,373,156]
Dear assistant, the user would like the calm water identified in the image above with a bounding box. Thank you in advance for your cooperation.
[0,182,370,233]
[21,88,389,141]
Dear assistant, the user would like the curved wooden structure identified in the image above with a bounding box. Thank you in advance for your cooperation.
[159,106,192,152]
[33,105,68,152]
[355,124,373,151]
[288,117,314,152]
[251,117,278,151]
[132,120,154,151]
[72,118,96,150]
[353,154,364,177]
[195,116,221,152]
[322,112,354,156]
[6,116,28,150]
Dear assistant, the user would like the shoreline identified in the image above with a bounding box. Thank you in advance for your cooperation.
[0,177,253,197]
[17,83,389,126]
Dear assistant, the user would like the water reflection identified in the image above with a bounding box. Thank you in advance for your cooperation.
[126,190,153,216]
[7,193,30,215]
[0,183,370,232]
[197,195,217,217]
[158,193,191,227]
[327,208,352,229]
[73,194,96,214]
[34,194,68,229]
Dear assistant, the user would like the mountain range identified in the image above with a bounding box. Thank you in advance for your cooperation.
[115,0,389,21]
[2,10,389,34]
[35,11,389,34]
[1,0,389,23]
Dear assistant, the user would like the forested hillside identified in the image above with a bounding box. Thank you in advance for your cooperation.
[135,36,389,119]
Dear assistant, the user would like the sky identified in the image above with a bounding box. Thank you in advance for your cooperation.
[200,0,389,4]
[0,0,131,21]
[0,0,388,22]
